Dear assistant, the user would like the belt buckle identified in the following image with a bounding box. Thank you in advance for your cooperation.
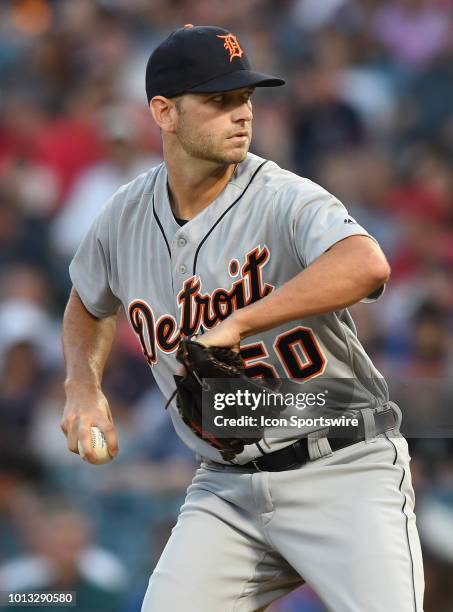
[251,459,263,472]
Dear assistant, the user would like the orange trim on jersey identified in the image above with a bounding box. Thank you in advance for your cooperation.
[240,341,278,380]
[274,326,327,383]
[155,313,180,354]
[128,299,156,366]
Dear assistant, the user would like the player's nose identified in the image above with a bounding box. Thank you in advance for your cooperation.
[232,101,253,124]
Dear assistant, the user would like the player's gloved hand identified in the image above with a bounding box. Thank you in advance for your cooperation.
[169,338,268,461]
[61,381,118,464]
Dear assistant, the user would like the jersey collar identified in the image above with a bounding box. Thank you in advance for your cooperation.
[152,153,268,245]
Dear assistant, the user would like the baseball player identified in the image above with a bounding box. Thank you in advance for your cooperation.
[61,26,424,611]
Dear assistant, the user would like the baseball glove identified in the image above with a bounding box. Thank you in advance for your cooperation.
[168,338,263,460]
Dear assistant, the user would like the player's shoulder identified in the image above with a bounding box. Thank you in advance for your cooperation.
[100,162,163,218]
[243,153,333,204]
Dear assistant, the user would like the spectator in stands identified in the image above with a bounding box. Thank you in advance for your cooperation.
[51,105,161,259]
[0,502,128,612]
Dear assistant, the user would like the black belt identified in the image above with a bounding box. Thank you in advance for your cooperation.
[238,408,398,472]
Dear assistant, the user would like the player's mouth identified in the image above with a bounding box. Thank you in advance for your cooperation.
[228,131,250,143]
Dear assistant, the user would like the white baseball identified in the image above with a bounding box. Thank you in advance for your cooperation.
[78,426,112,465]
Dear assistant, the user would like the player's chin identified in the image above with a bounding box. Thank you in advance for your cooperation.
[224,143,250,163]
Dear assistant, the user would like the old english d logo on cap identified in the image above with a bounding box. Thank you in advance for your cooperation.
[216,33,244,63]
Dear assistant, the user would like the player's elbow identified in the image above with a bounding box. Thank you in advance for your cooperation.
[365,254,391,288]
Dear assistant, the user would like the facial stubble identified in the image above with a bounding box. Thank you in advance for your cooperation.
[175,108,251,165]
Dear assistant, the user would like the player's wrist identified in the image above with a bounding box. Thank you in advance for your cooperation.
[231,309,255,341]
[64,377,102,396]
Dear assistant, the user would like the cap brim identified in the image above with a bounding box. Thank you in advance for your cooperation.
[187,69,285,94]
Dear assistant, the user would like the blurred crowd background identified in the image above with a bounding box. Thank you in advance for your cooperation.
[0,0,453,610]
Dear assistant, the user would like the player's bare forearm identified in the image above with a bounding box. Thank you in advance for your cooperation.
[63,288,118,389]
[235,235,389,339]
[61,287,119,460]
[198,236,389,349]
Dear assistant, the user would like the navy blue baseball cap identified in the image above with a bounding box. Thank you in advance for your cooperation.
[145,25,285,103]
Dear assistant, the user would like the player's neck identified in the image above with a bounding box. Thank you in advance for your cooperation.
[165,154,237,221]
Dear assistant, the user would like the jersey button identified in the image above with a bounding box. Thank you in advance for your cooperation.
[177,237,187,247]
[179,264,187,274]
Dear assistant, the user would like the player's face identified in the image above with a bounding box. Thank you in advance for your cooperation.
[174,87,254,164]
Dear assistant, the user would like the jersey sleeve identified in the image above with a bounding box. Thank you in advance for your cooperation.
[292,187,376,267]
[69,199,121,318]
[275,180,386,302]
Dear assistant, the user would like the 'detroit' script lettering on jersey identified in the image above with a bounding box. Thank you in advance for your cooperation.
[128,245,273,366]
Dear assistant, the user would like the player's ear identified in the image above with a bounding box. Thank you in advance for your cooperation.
[149,96,179,134]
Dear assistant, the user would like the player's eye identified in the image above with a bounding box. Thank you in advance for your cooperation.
[209,91,252,105]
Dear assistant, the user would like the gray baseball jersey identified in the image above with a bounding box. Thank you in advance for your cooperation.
[69,152,388,465]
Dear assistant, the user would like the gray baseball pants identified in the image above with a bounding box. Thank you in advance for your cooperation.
[141,435,424,612]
